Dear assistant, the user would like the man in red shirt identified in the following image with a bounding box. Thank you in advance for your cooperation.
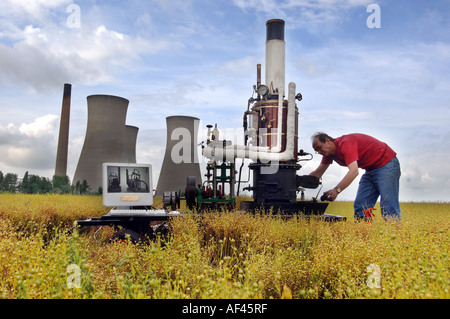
[309,132,401,221]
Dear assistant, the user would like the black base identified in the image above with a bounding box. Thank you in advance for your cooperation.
[306,213,347,222]
[240,200,346,221]
[240,200,327,215]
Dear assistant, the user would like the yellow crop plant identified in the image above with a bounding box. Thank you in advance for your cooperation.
[0,194,448,299]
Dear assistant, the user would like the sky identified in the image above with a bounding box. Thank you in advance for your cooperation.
[0,0,449,202]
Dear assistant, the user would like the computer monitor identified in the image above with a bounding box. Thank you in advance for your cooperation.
[102,163,153,207]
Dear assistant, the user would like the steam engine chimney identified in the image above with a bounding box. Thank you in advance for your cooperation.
[265,19,285,96]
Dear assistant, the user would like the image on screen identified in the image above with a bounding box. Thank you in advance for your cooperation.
[102,163,153,207]
[106,165,150,193]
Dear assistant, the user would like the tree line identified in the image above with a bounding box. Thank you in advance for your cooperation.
[0,171,99,195]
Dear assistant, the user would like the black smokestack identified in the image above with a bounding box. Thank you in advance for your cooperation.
[55,83,71,177]
[266,19,285,41]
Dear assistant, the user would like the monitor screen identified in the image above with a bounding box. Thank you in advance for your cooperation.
[102,163,153,207]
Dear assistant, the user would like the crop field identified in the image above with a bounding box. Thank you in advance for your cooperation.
[0,193,448,299]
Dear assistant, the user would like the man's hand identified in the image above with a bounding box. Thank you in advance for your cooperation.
[323,188,339,201]
[321,161,359,201]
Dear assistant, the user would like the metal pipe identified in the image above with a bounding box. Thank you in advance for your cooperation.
[257,64,261,87]
[202,82,297,162]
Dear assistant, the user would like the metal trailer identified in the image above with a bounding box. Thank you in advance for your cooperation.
[74,208,181,243]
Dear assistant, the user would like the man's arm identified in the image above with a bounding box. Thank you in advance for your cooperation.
[323,160,359,201]
[309,163,330,178]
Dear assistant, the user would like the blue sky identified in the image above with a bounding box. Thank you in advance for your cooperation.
[0,0,449,202]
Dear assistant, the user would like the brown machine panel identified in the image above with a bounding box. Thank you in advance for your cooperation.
[253,99,298,157]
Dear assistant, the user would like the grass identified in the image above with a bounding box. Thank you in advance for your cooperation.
[0,193,448,299]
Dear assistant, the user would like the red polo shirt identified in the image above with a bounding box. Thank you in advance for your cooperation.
[321,133,396,171]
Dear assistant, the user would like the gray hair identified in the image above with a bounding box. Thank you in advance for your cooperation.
[311,132,335,143]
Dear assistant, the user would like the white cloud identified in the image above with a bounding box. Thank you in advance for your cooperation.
[0,2,177,92]
[0,0,72,22]
[19,114,59,138]
[232,0,374,30]
[0,114,58,138]
[400,152,450,201]
[293,40,450,118]
[0,114,58,173]
[233,0,373,11]
[218,56,257,77]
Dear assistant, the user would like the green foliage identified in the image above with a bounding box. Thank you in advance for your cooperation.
[52,175,71,194]
[73,179,90,195]
[0,171,18,193]
[80,180,89,194]
[0,170,92,195]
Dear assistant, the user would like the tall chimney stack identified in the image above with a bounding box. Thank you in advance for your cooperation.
[55,83,71,177]
[265,19,285,97]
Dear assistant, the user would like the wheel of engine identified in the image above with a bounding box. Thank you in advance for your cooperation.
[111,229,145,244]
[185,176,196,210]
[163,191,179,211]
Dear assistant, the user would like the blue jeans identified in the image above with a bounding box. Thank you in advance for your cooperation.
[354,157,401,221]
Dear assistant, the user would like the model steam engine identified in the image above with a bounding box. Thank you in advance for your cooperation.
[183,19,344,220]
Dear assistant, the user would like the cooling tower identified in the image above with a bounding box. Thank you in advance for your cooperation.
[156,116,202,195]
[73,95,138,191]
[54,83,71,177]
[125,125,139,163]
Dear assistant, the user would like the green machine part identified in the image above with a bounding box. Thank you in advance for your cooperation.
[196,161,236,210]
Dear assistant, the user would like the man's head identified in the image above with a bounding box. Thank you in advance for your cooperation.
[311,132,336,157]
